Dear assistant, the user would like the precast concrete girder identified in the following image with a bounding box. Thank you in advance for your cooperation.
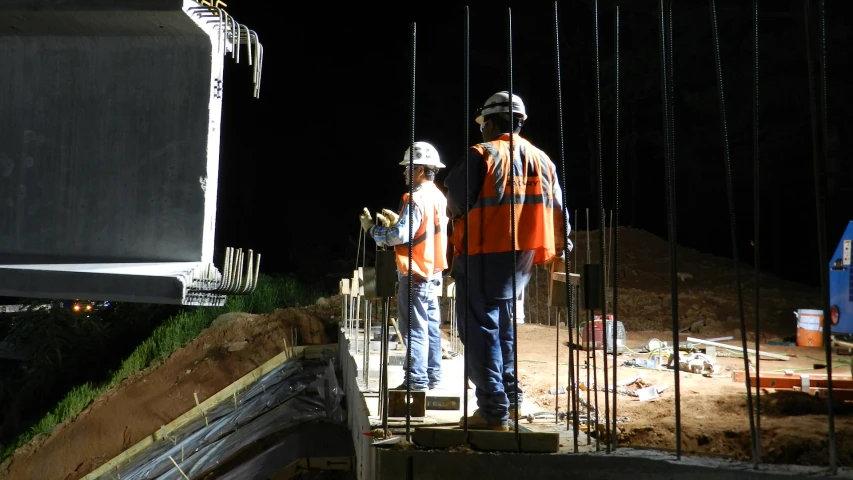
[0,0,263,306]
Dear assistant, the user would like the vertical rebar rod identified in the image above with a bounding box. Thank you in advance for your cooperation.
[585,207,591,446]
[552,0,571,428]
[611,3,621,453]
[751,0,762,466]
[657,0,681,460]
[381,297,390,436]
[405,21,416,442]
[593,0,611,452]
[462,4,471,434]
[804,0,836,472]
[709,0,758,465]
[506,6,521,447]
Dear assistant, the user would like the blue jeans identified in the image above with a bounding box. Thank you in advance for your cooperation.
[397,276,442,389]
[455,275,525,423]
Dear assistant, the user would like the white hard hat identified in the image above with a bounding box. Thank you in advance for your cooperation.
[400,141,445,168]
[475,91,528,125]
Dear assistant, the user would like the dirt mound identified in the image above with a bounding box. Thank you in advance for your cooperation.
[618,393,853,466]
[0,299,340,480]
[524,227,820,337]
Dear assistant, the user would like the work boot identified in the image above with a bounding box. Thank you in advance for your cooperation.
[508,406,520,422]
[458,409,509,431]
[391,382,427,392]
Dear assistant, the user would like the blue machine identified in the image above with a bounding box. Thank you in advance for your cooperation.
[829,221,853,335]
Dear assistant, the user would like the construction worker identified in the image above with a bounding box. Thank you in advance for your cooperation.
[359,141,449,391]
[444,91,570,431]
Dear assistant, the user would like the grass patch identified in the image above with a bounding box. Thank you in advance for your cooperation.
[0,273,323,462]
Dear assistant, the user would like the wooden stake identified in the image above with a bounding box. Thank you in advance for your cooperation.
[194,392,208,426]
[168,455,190,480]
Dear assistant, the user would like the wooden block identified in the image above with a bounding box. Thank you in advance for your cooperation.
[467,429,560,453]
[413,427,468,449]
[388,389,426,417]
[425,395,461,410]
[549,272,579,307]
[836,347,853,356]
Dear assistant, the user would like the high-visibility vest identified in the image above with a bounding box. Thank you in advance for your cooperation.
[449,134,563,265]
[395,182,449,278]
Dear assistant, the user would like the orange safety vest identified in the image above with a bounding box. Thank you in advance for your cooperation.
[449,134,563,265]
[395,182,449,279]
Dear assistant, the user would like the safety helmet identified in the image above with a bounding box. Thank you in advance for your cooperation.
[475,91,528,125]
[400,141,445,168]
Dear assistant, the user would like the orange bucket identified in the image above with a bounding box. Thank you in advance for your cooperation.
[795,309,824,348]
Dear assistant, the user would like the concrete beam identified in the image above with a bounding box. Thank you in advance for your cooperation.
[0,1,262,304]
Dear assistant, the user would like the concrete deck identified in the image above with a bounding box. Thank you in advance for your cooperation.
[338,324,853,480]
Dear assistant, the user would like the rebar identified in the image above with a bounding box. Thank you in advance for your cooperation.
[506,6,521,447]
[405,21,416,442]
[657,0,682,460]
[751,0,762,465]
[611,3,621,453]
[804,0,836,472]
[462,4,471,434]
[709,0,758,465]
[592,0,611,452]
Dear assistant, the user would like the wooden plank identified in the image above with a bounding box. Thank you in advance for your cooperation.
[686,336,790,360]
[83,344,339,480]
[731,371,853,389]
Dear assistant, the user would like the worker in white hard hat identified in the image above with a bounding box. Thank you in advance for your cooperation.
[359,141,449,391]
[444,91,572,431]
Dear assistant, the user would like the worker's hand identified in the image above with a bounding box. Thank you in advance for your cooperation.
[359,207,375,233]
[376,212,391,227]
[381,208,400,225]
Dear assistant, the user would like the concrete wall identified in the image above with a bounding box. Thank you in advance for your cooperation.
[0,5,219,265]
[339,328,377,480]
[375,449,844,480]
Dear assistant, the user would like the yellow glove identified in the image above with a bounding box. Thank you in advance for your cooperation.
[376,212,391,227]
[381,208,400,225]
[359,207,375,233]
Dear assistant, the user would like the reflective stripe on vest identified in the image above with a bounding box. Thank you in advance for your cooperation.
[395,182,449,278]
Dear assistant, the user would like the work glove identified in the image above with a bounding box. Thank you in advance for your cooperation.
[376,212,391,227]
[359,207,375,233]
[381,208,400,225]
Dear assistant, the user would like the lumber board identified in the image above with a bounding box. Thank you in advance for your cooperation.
[731,371,853,389]
[686,336,790,360]
[83,344,339,480]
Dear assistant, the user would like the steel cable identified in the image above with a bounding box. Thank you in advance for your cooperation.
[709,0,758,465]
[405,21,416,442]
[751,0,762,465]
[611,3,621,454]
[657,0,681,460]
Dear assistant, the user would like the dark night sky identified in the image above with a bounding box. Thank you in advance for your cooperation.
[213,0,852,290]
